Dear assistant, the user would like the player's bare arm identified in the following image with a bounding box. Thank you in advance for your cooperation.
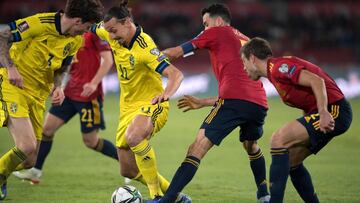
[177,95,218,112]
[298,69,335,133]
[81,50,113,97]
[162,46,184,61]
[151,64,183,104]
[52,64,71,106]
[0,25,23,88]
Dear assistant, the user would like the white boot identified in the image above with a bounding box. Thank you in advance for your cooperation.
[12,168,42,184]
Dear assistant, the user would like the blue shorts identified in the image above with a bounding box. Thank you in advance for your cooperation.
[49,96,105,133]
[200,99,268,145]
[297,98,352,154]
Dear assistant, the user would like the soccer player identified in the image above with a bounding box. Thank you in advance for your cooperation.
[90,1,189,202]
[0,0,103,200]
[149,3,269,203]
[241,37,352,203]
[12,32,118,184]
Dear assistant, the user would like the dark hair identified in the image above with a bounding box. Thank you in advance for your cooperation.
[201,3,231,24]
[104,0,132,22]
[241,37,273,60]
[65,0,104,23]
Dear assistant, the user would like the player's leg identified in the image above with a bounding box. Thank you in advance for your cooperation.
[0,117,36,185]
[288,146,319,203]
[77,97,118,160]
[243,140,269,202]
[82,130,118,160]
[286,99,352,203]
[12,99,73,183]
[239,100,269,202]
[269,120,309,203]
[159,129,213,203]
[127,114,164,198]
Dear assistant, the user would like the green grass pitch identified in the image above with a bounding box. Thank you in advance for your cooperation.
[0,95,359,203]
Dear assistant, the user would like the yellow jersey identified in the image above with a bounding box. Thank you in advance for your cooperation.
[91,23,170,109]
[7,11,82,100]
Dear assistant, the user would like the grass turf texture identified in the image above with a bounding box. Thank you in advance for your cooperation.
[0,95,359,203]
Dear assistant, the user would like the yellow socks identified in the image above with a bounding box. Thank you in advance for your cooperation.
[0,147,27,184]
[131,139,162,198]
[132,172,170,193]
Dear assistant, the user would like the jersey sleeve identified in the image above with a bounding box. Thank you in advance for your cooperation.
[141,36,170,74]
[190,28,217,49]
[272,59,304,84]
[8,14,47,42]
[90,22,111,42]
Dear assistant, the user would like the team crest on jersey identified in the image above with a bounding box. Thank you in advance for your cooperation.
[129,55,135,68]
[150,48,160,56]
[279,64,289,73]
[63,42,74,56]
[18,21,29,33]
[10,103,17,113]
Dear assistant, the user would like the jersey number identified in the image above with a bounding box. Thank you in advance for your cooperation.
[48,54,55,67]
[118,64,129,80]
[81,109,93,123]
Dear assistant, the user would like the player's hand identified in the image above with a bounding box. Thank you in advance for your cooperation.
[7,66,24,88]
[319,109,335,133]
[81,82,97,97]
[177,95,204,112]
[151,93,169,105]
[51,87,65,106]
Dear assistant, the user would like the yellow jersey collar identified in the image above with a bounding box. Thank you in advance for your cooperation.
[55,10,64,35]
[126,24,142,50]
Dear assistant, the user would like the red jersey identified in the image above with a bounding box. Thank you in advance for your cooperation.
[267,56,344,114]
[64,32,111,102]
[190,26,268,108]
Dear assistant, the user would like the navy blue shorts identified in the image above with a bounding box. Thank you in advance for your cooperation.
[200,99,268,145]
[297,98,352,154]
[49,96,105,133]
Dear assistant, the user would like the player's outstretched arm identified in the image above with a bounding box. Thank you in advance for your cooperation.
[177,95,218,112]
[298,69,335,133]
[151,64,183,104]
[162,46,184,61]
[81,50,114,97]
[0,26,23,88]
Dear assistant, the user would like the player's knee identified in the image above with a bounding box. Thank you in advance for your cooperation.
[17,139,37,156]
[270,130,287,148]
[42,126,55,140]
[120,169,136,179]
[82,135,98,149]
[243,140,259,154]
[126,128,150,147]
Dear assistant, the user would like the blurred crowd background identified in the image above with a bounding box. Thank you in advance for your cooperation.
[1,0,360,97]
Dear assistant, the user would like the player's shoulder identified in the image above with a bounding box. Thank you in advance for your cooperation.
[136,29,155,49]
[32,12,59,32]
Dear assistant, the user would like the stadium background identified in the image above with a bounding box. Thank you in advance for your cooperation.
[0,0,359,202]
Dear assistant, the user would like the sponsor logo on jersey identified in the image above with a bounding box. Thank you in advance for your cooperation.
[18,21,29,33]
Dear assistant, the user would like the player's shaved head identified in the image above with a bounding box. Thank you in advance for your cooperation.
[65,0,104,23]
[241,37,273,60]
[201,3,231,24]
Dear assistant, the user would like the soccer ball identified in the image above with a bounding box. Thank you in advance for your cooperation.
[111,185,143,203]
